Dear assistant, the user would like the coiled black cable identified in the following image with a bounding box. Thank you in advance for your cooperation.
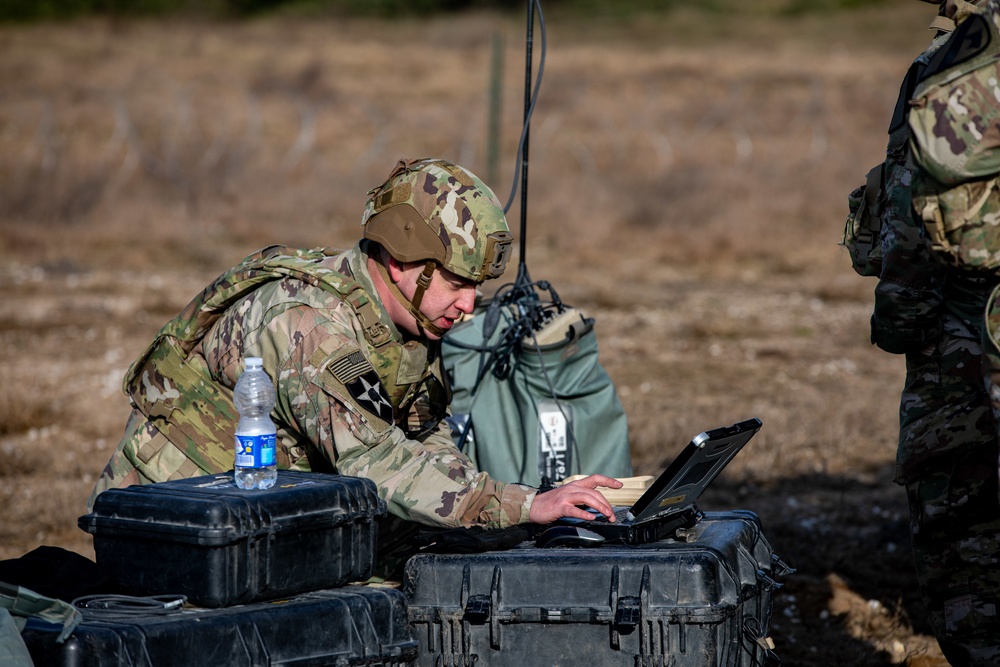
[72,594,188,619]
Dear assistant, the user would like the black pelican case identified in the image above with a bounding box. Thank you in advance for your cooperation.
[21,586,418,667]
[403,510,789,667]
[79,471,385,607]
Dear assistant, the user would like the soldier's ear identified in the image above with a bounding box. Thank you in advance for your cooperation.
[386,255,407,284]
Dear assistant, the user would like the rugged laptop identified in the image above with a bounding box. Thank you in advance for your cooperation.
[548,417,762,545]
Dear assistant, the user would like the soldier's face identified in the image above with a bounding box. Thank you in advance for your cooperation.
[391,262,477,340]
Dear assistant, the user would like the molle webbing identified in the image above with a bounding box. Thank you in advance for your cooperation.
[124,245,392,465]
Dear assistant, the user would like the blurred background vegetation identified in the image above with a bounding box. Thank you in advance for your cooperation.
[0,0,910,22]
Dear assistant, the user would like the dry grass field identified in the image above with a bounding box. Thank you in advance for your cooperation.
[0,1,961,664]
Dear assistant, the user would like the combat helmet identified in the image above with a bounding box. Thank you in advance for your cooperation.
[362,157,513,336]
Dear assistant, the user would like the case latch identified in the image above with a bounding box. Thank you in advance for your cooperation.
[464,594,491,622]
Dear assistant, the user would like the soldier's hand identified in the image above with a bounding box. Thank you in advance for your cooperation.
[527,474,624,524]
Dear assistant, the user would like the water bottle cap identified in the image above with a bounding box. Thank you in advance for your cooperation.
[245,357,263,369]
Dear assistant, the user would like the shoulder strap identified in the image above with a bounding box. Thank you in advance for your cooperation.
[918,8,995,86]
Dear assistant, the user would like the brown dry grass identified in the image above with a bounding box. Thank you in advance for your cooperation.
[0,2,952,664]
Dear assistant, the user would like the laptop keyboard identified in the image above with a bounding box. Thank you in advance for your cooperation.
[585,506,635,523]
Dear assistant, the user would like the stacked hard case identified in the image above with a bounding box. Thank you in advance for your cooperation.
[23,471,420,667]
[78,471,384,607]
[23,473,786,666]
[403,511,784,667]
[21,587,419,667]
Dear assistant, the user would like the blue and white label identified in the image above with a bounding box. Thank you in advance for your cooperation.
[235,433,276,468]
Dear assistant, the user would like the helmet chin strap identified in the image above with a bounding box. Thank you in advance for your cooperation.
[377,258,446,338]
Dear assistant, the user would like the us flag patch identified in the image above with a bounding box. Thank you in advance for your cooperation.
[329,350,372,384]
[329,350,393,423]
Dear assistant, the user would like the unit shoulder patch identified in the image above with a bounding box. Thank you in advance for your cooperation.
[326,349,394,425]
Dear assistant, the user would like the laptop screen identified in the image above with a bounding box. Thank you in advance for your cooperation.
[628,417,762,523]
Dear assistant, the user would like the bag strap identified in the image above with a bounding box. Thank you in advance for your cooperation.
[864,164,882,219]
[0,582,81,643]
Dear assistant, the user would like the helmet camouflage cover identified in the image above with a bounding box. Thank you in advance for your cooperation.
[361,158,513,284]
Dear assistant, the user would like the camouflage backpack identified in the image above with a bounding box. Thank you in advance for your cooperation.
[909,1,1000,273]
[841,34,950,278]
[122,245,399,473]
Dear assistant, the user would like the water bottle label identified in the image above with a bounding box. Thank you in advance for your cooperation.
[235,433,276,468]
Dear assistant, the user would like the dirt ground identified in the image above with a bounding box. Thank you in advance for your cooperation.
[0,2,965,664]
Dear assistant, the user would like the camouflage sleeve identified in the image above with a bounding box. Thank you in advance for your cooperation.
[335,420,535,530]
[264,304,535,530]
[870,53,946,355]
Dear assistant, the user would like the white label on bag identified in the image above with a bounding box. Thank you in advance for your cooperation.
[538,401,573,481]
[539,409,568,453]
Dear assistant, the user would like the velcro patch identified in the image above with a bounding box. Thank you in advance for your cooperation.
[433,160,474,187]
[374,182,412,213]
[329,350,374,384]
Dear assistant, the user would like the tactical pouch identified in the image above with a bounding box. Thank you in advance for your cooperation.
[842,163,884,277]
[913,173,1000,274]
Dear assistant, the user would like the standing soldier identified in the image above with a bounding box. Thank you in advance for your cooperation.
[850,0,1000,663]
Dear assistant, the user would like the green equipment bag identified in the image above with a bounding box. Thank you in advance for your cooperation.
[0,580,81,649]
[913,173,1000,272]
[442,283,632,487]
[0,608,32,667]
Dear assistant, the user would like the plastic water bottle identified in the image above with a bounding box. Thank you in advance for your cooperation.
[233,357,277,490]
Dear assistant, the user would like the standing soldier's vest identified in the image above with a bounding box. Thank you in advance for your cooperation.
[910,3,1000,273]
[123,245,447,474]
[842,29,952,278]
[908,2,1000,357]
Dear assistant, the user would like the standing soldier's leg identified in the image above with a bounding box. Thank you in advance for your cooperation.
[901,320,1000,665]
[906,443,1000,666]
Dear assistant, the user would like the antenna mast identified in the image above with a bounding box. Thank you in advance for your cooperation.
[516,0,534,288]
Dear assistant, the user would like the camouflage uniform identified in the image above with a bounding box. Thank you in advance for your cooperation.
[91,159,533,574]
[90,242,534,527]
[872,2,1000,663]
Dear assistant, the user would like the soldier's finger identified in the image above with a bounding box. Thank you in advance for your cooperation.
[565,474,623,490]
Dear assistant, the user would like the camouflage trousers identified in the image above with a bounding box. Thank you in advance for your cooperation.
[905,442,1000,667]
[899,313,1000,665]
[896,314,996,484]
